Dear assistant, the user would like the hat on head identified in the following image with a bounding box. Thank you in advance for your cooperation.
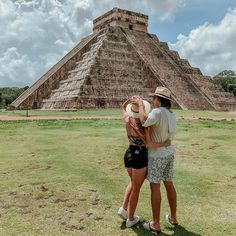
[126,100,151,118]
[149,86,172,101]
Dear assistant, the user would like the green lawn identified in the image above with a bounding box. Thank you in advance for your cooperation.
[0,108,121,118]
[0,115,235,235]
[1,108,236,121]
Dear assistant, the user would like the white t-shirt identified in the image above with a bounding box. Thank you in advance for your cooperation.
[143,107,176,158]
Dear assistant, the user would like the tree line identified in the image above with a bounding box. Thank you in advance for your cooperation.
[213,70,236,96]
[0,70,235,109]
[0,86,29,109]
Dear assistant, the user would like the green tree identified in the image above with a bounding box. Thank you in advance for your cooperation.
[0,87,28,109]
[0,92,2,108]
[213,70,236,96]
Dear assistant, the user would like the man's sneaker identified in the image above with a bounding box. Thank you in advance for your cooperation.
[118,207,128,220]
[126,215,140,228]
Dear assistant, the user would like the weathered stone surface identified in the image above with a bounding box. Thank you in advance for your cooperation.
[93,8,148,33]
[10,8,236,111]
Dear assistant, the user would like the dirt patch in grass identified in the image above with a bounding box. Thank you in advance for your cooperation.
[35,194,55,200]
[54,198,68,204]
[40,186,49,192]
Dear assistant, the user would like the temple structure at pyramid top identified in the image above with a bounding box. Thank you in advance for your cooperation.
[93,8,148,33]
[10,8,236,111]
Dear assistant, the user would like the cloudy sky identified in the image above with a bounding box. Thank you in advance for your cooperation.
[0,0,236,87]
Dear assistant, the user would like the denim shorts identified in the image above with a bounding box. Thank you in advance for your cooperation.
[124,145,148,169]
[147,154,174,183]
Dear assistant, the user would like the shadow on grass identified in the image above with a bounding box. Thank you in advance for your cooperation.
[120,221,202,236]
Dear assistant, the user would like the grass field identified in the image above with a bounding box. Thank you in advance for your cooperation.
[0,109,235,235]
[1,108,236,120]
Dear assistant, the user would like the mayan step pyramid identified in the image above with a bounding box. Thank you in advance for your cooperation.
[10,8,236,111]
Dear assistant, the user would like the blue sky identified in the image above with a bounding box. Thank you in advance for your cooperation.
[149,0,236,42]
[0,0,236,87]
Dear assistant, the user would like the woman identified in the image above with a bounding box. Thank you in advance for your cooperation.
[118,98,170,228]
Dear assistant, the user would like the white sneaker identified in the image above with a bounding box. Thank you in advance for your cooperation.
[126,215,140,228]
[118,207,128,220]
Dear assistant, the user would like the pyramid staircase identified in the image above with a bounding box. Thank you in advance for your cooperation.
[41,27,162,109]
[122,29,216,110]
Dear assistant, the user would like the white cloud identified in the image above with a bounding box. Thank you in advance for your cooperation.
[170,8,236,76]
[0,0,185,87]
[89,0,185,21]
[0,0,15,18]
[0,0,94,87]
[73,0,92,9]
[0,47,37,87]
[140,0,185,21]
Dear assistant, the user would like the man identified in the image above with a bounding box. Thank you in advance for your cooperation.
[132,87,178,233]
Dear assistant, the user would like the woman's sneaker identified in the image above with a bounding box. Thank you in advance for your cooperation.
[126,215,140,228]
[118,207,128,220]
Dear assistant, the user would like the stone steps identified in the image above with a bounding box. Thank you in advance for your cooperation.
[189,74,235,103]
[10,30,102,108]
[42,97,78,103]
[42,27,147,109]
[99,49,133,60]
[122,28,214,110]
[81,84,149,93]
[41,29,109,107]
[103,40,130,51]
[98,58,140,69]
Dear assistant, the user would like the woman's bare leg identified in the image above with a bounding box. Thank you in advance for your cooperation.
[128,167,147,220]
[122,168,132,209]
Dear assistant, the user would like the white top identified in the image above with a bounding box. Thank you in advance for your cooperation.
[143,107,176,157]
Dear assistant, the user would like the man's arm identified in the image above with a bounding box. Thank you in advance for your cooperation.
[144,127,171,147]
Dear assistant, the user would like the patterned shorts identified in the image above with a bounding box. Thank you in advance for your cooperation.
[147,154,174,183]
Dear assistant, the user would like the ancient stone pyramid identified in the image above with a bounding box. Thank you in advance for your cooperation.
[10,8,236,111]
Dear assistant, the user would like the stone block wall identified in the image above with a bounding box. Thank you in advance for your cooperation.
[93,8,148,33]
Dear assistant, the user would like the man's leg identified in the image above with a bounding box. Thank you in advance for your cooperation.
[164,181,178,224]
[150,183,161,230]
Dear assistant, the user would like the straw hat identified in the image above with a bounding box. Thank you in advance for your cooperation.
[126,100,151,118]
[149,87,172,101]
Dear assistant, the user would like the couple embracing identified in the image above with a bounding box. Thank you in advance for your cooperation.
[118,86,178,233]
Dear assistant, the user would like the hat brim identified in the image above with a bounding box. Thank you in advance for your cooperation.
[126,100,151,118]
[148,93,173,101]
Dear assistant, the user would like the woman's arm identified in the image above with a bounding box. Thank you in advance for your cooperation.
[130,97,148,124]
[122,98,131,123]
[145,127,171,148]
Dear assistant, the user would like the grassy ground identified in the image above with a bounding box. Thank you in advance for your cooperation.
[1,108,236,120]
[0,108,121,118]
[0,113,235,235]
